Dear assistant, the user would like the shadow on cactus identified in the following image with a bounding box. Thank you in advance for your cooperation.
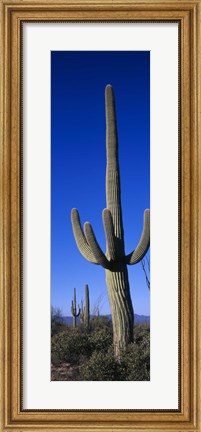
[71,85,150,361]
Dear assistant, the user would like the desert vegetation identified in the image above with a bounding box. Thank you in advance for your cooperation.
[51,314,150,381]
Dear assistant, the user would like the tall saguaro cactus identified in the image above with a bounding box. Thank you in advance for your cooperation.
[71,85,150,359]
[71,287,81,328]
[79,300,84,324]
[79,285,90,328]
[84,284,90,328]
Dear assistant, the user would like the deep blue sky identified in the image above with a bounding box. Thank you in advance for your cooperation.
[51,51,150,316]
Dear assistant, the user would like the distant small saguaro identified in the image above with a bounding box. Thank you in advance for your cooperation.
[71,287,81,328]
[79,284,90,329]
[84,284,90,328]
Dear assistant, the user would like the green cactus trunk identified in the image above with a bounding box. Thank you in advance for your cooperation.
[106,269,134,359]
[105,86,134,359]
[84,284,90,328]
[80,300,84,324]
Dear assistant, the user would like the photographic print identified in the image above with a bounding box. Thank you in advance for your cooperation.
[21,22,181,409]
[51,51,150,381]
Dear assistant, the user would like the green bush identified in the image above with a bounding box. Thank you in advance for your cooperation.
[118,340,150,381]
[51,307,67,337]
[80,349,117,381]
[51,321,150,381]
[51,324,114,366]
[51,327,92,365]
[134,324,150,344]
[90,316,112,331]
[89,327,112,352]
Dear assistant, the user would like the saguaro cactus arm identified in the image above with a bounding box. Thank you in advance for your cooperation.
[71,208,111,269]
[71,301,81,317]
[71,208,97,264]
[102,208,116,261]
[125,209,150,265]
[84,222,111,269]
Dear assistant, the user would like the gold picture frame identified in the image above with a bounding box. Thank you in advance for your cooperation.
[0,1,200,430]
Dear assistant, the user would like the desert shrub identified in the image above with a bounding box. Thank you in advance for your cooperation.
[51,320,150,381]
[89,327,112,352]
[51,323,113,367]
[80,349,117,381]
[51,327,92,365]
[118,339,150,381]
[90,316,112,331]
[134,324,150,344]
[51,307,67,337]
[51,351,61,367]
[79,336,150,381]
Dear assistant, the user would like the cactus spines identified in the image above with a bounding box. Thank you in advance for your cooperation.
[84,284,90,328]
[71,288,81,327]
[71,85,150,360]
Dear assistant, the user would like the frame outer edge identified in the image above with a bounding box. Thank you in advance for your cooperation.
[0,1,201,430]
[191,3,200,430]
[0,0,4,428]
[197,2,201,431]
